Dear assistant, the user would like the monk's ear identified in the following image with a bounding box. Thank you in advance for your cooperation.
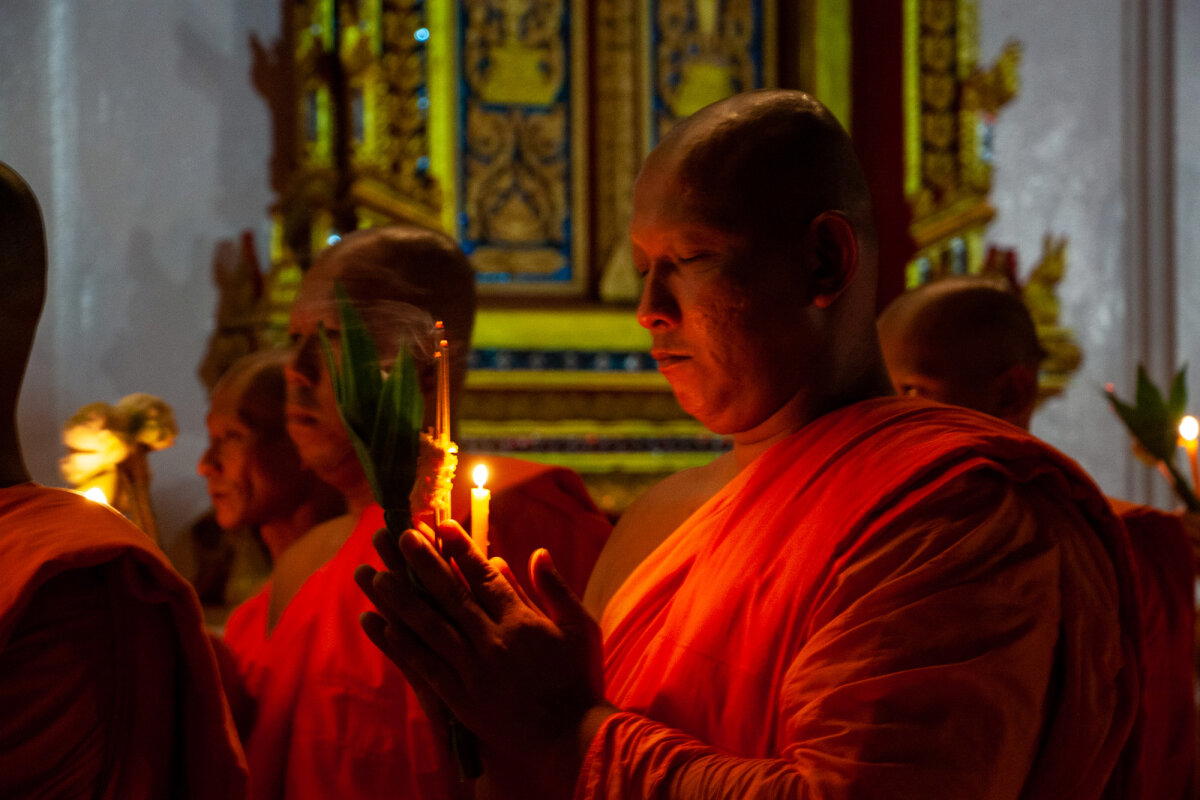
[992,363,1040,429]
[805,211,859,309]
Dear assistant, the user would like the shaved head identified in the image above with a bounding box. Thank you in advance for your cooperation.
[308,225,476,374]
[878,277,1044,428]
[649,89,877,274]
[0,163,48,484]
[0,163,47,410]
[632,90,889,440]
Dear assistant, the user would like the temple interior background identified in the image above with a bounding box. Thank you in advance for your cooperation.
[1,0,1197,553]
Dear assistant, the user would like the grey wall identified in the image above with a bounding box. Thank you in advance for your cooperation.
[980,0,1196,507]
[1,0,278,549]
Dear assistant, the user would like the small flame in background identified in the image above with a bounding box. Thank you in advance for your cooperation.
[473,463,489,489]
[1179,415,1199,443]
[82,487,109,505]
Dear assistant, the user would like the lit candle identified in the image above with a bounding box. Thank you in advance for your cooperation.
[1179,415,1199,495]
[471,463,490,557]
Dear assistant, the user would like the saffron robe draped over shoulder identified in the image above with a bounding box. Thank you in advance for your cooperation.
[0,483,247,799]
[579,398,1142,800]
[225,457,610,800]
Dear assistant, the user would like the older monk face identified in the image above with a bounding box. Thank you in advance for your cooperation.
[199,357,314,530]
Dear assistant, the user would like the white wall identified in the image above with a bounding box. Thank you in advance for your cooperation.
[1,0,278,549]
[1176,1,1200,435]
[979,0,1196,507]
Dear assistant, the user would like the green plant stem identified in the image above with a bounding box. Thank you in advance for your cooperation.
[382,505,483,781]
[1162,460,1200,512]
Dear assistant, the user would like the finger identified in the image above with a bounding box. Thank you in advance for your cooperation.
[359,611,464,705]
[372,527,407,573]
[435,521,522,621]
[370,567,475,667]
[494,557,535,608]
[397,529,495,642]
[530,548,591,630]
[355,563,383,608]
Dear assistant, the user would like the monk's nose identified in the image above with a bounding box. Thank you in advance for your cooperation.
[636,269,680,331]
[286,335,321,387]
[197,447,218,477]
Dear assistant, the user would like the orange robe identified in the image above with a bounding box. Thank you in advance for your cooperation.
[0,483,247,799]
[1109,499,1196,799]
[579,398,1142,799]
[224,457,610,800]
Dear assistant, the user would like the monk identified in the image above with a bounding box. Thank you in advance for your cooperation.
[195,349,344,609]
[879,275,1195,799]
[359,90,1143,799]
[222,224,611,799]
[0,163,246,796]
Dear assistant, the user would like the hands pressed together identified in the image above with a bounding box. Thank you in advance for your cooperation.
[355,521,616,798]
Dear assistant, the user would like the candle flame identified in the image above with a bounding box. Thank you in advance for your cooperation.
[82,487,109,505]
[1180,415,1199,442]
[473,463,489,489]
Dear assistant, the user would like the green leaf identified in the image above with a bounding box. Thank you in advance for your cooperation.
[319,283,425,511]
[1167,365,1189,422]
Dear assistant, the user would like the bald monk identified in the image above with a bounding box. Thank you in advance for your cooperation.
[877,276,1043,427]
[196,349,343,608]
[0,164,246,796]
[359,90,1143,799]
[879,276,1195,799]
[222,224,611,799]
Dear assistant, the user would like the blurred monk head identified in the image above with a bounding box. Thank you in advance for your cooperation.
[0,162,48,486]
[877,276,1044,429]
[199,350,343,558]
[631,89,887,439]
[285,224,476,506]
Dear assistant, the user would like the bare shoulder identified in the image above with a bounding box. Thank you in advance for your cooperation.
[583,453,738,619]
[268,513,356,629]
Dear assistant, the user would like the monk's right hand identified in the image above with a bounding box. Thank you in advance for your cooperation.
[357,521,616,798]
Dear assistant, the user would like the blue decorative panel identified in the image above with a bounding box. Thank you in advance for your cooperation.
[456,0,585,294]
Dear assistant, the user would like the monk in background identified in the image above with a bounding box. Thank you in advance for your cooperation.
[360,90,1143,799]
[0,164,246,796]
[193,349,343,620]
[223,224,611,799]
[879,275,1195,799]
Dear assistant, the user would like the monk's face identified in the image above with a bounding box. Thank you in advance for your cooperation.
[198,384,310,531]
[630,157,813,436]
[284,275,366,494]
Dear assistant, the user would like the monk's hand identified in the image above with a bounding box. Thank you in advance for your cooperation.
[358,520,612,796]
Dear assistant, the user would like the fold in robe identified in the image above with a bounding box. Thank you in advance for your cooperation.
[0,483,247,799]
[1108,499,1196,799]
[579,398,1141,800]
[225,457,610,800]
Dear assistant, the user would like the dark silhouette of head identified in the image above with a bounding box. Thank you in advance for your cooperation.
[0,163,49,485]
[878,276,1045,429]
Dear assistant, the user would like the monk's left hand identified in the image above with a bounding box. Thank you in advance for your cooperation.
[357,520,613,795]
